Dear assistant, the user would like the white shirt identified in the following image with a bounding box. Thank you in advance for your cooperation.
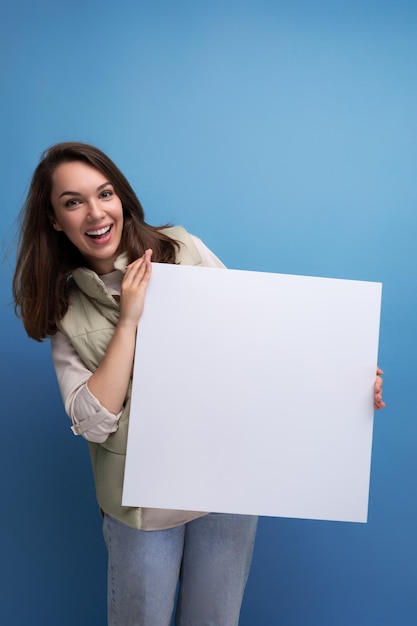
[51,235,225,443]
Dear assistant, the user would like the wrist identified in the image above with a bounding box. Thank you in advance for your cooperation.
[116,319,139,333]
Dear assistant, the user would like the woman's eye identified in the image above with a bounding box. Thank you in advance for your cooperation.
[100,190,113,199]
[64,198,81,208]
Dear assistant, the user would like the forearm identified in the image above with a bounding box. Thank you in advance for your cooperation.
[87,320,137,414]
[51,331,121,442]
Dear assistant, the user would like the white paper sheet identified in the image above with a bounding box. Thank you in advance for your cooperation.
[122,264,382,523]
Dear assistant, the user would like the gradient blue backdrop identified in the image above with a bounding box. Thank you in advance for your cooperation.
[1,1,416,624]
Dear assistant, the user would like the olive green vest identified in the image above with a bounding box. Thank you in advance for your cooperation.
[59,226,203,528]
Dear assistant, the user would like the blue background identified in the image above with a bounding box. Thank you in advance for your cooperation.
[1,1,416,624]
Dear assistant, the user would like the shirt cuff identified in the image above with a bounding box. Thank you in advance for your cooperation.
[71,384,122,442]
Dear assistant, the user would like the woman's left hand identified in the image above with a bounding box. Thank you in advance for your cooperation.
[374,367,386,410]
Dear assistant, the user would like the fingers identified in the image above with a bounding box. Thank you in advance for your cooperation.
[124,249,152,277]
[118,250,153,327]
[123,250,152,289]
[374,396,386,410]
[374,366,386,410]
[374,386,385,409]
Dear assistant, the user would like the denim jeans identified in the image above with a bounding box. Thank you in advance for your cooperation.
[103,512,258,626]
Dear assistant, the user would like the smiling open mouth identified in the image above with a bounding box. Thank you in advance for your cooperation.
[86,225,112,238]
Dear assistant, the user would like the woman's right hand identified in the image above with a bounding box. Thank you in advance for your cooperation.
[118,249,153,329]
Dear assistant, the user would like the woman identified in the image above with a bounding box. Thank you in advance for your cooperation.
[13,141,385,626]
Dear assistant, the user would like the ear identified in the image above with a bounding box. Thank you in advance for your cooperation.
[49,213,63,232]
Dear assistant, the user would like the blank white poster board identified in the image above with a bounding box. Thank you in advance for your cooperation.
[122,264,382,523]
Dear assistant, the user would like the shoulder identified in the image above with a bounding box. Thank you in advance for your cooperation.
[161,225,225,268]
[160,225,203,266]
[161,225,193,245]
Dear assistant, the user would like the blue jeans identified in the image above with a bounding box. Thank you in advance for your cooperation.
[103,512,258,626]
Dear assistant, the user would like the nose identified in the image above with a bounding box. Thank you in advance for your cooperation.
[87,199,105,220]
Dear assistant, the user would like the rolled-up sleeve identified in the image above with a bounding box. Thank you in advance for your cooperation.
[51,331,121,443]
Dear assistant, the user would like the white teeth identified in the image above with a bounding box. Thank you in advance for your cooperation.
[86,225,111,236]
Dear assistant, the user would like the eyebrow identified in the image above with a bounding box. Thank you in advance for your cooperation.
[59,181,112,199]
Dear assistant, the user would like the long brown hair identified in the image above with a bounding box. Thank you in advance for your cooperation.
[13,142,178,341]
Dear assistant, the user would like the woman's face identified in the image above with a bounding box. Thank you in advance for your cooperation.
[50,160,124,274]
